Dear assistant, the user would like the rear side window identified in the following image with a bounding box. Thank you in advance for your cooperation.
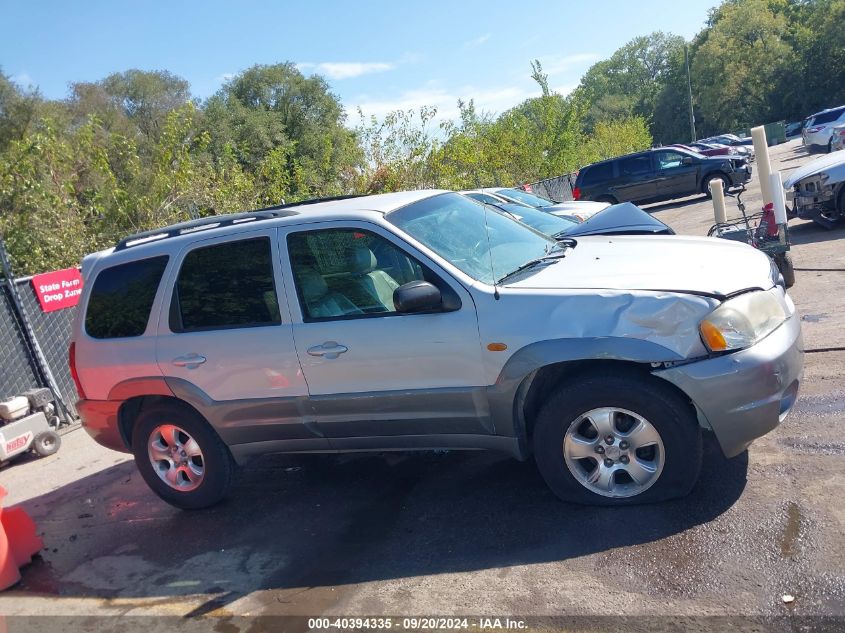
[86,256,169,339]
[580,162,614,186]
[810,108,845,125]
[619,155,652,176]
[171,237,281,332]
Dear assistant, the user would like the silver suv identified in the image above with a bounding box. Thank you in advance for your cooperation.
[70,191,803,509]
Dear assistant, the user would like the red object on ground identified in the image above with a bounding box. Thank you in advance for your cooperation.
[0,486,43,590]
[761,202,779,237]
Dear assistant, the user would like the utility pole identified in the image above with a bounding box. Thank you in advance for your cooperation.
[685,45,696,143]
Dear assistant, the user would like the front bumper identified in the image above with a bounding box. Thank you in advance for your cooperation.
[729,166,752,186]
[654,314,803,458]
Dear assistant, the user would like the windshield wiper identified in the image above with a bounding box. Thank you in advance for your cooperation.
[551,232,580,244]
[496,248,569,285]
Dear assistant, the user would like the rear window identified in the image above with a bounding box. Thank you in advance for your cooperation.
[810,108,845,125]
[580,162,614,186]
[85,256,169,339]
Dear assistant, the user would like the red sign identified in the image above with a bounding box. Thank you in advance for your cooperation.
[31,268,83,312]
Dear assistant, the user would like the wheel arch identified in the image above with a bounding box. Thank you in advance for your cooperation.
[702,170,729,193]
[517,360,697,447]
[118,395,207,450]
[488,337,692,455]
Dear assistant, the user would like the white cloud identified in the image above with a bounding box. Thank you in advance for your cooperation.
[215,72,236,84]
[297,61,395,80]
[11,72,33,86]
[349,82,541,124]
[464,34,491,49]
[538,53,601,76]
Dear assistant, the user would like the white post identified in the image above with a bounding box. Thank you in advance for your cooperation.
[770,172,788,225]
[711,178,727,224]
[751,126,773,207]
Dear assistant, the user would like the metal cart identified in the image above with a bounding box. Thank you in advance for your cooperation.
[707,186,795,287]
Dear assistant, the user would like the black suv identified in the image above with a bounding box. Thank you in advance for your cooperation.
[573,148,751,205]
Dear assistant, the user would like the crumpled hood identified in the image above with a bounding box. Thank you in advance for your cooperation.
[504,235,774,297]
[784,151,845,187]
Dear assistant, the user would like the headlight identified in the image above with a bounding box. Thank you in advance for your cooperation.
[699,290,788,352]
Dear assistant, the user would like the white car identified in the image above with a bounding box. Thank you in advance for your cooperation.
[803,105,845,152]
[784,150,845,228]
[461,188,609,221]
[71,190,802,509]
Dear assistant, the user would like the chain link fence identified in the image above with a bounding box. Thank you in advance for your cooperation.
[522,172,578,203]
[0,284,42,400]
[1,241,79,426]
[14,276,79,418]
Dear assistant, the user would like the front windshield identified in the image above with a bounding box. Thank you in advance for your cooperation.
[496,188,554,208]
[497,203,579,236]
[387,192,557,285]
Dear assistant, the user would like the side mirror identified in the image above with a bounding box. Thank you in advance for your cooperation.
[394,281,442,313]
[681,156,694,165]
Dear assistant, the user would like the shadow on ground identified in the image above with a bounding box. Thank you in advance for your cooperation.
[787,219,845,248]
[10,437,748,613]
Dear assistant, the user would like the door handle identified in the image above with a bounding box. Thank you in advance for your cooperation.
[172,353,207,368]
[307,341,348,359]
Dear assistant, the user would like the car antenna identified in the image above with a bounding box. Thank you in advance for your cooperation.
[482,203,500,300]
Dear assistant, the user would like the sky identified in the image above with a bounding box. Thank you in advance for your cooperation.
[1,0,718,124]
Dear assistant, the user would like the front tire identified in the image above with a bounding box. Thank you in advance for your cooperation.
[533,371,702,506]
[33,430,61,457]
[774,253,795,288]
[132,403,236,510]
[703,173,730,198]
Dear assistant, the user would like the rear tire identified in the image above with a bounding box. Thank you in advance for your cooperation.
[774,253,795,288]
[132,403,236,510]
[703,173,730,198]
[532,370,702,506]
[33,430,61,457]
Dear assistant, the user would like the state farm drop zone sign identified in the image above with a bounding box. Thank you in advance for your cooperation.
[31,268,83,312]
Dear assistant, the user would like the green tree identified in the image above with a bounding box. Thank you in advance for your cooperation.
[205,63,359,199]
[691,0,797,134]
[575,32,687,141]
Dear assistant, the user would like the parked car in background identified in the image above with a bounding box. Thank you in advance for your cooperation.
[784,150,845,229]
[470,195,674,238]
[830,123,845,152]
[803,105,845,152]
[461,188,609,222]
[701,133,754,147]
[573,147,752,205]
[685,143,730,157]
[785,121,803,138]
[673,142,731,157]
[686,142,755,162]
[71,190,802,509]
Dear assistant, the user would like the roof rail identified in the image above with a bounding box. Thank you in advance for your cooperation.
[114,209,297,251]
[276,193,365,209]
[113,194,365,251]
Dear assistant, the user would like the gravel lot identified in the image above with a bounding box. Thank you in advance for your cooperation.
[1,138,843,629]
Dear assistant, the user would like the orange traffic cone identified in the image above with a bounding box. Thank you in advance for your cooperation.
[0,486,43,590]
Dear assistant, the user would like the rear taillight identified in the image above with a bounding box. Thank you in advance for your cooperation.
[807,126,823,133]
[69,342,86,400]
[572,186,582,200]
